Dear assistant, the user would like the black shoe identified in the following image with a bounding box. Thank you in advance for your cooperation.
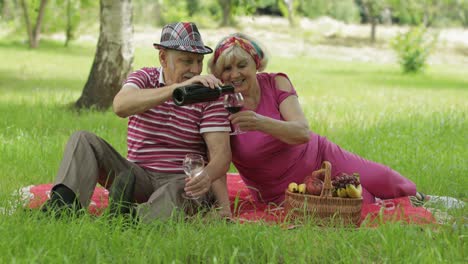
[40,198,83,218]
[109,170,136,216]
[40,185,82,218]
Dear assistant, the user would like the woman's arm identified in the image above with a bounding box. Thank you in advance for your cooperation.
[230,75,310,145]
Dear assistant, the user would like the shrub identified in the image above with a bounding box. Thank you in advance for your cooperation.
[391,26,438,73]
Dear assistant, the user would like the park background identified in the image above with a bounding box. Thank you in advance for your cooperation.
[0,0,467,263]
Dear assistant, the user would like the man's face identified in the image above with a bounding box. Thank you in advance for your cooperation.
[160,50,204,85]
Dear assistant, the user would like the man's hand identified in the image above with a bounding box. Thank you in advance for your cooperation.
[184,170,211,198]
[182,74,223,89]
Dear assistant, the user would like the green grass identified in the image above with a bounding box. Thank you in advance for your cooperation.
[0,39,467,263]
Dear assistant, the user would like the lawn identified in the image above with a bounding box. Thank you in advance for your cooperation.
[0,39,466,263]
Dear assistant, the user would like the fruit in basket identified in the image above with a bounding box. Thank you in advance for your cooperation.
[346,184,362,198]
[305,176,323,196]
[337,187,348,198]
[332,173,362,198]
[298,183,306,194]
[287,182,298,193]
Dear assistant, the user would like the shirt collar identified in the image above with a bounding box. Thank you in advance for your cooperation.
[158,67,165,86]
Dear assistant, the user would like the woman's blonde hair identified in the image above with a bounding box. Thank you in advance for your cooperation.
[208,33,269,78]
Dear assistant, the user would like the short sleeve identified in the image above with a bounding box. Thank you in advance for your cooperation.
[273,72,297,104]
[123,67,161,89]
[199,98,231,133]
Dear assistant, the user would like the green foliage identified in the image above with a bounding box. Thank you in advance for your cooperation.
[132,0,223,28]
[297,0,360,23]
[160,0,189,25]
[0,0,98,44]
[186,0,200,16]
[277,0,288,18]
[392,26,438,73]
[388,0,466,27]
[458,0,468,27]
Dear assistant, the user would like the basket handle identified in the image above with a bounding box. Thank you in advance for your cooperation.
[310,161,333,197]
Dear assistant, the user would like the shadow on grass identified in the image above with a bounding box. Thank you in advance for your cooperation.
[0,39,95,58]
[0,67,86,92]
[318,67,468,91]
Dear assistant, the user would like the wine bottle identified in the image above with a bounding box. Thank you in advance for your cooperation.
[172,84,235,106]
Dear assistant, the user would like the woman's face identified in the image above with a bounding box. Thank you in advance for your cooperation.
[219,55,257,94]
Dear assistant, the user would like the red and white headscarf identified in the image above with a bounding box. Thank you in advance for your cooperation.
[213,36,264,69]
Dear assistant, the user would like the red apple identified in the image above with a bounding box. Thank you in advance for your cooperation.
[304,176,323,196]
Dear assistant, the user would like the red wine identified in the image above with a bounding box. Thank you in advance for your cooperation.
[225,106,242,114]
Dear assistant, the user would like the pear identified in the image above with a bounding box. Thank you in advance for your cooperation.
[346,184,362,198]
[288,182,298,193]
[337,188,348,198]
[298,183,306,194]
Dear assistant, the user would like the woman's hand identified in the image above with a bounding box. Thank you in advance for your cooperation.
[229,99,310,145]
[228,110,265,131]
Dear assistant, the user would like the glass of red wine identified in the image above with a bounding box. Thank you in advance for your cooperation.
[224,93,245,135]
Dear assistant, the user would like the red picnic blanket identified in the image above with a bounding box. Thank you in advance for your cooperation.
[22,173,435,226]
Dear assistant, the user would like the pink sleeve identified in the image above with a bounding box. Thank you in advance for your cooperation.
[273,72,297,104]
[123,67,159,89]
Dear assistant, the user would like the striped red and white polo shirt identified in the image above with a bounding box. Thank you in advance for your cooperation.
[123,67,231,173]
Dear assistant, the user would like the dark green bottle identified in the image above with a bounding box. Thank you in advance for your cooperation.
[172,84,235,106]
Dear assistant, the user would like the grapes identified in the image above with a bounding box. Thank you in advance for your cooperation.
[332,172,360,188]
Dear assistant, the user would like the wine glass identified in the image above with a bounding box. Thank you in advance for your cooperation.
[224,93,245,135]
[182,153,205,199]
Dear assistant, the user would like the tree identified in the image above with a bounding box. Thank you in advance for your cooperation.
[279,0,296,27]
[75,0,134,110]
[1,0,12,20]
[186,0,199,16]
[359,0,387,43]
[64,0,75,47]
[218,0,232,27]
[459,0,468,27]
[20,0,48,48]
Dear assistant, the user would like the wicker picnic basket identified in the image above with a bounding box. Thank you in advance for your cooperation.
[284,161,363,226]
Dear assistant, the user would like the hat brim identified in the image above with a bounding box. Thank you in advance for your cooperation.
[153,43,213,54]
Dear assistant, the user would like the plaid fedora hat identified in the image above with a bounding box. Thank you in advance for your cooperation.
[153,22,213,54]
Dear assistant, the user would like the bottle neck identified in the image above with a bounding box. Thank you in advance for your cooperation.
[219,85,235,94]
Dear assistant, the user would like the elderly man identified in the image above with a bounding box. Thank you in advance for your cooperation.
[42,22,232,222]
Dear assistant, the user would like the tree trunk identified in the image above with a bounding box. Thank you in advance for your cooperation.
[19,0,33,47]
[284,0,294,27]
[65,0,71,47]
[31,0,48,48]
[20,0,48,48]
[75,0,134,110]
[370,17,377,43]
[218,0,231,27]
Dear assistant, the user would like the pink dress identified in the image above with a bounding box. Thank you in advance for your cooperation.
[230,72,416,205]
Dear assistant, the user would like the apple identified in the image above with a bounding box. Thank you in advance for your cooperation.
[304,175,323,196]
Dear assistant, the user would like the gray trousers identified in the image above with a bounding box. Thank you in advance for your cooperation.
[54,131,213,222]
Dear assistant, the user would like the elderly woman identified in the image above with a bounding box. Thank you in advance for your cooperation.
[208,33,421,205]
